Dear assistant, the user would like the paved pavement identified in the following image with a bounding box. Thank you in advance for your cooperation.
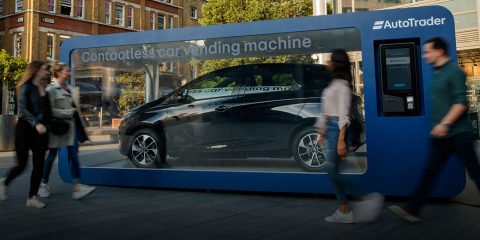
[1,145,480,240]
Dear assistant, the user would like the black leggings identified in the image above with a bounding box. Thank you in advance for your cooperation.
[5,119,48,198]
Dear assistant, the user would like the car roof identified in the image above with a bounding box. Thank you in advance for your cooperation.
[213,63,327,73]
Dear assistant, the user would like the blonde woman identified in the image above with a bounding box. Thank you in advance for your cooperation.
[38,62,95,200]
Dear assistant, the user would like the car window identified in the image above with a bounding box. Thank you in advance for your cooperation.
[303,66,331,96]
[242,66,301,95]
[184,70,240,101]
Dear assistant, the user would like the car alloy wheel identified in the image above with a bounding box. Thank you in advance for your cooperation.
[297,133,327,168]
[131,134,159,167]
[293,127,328,171]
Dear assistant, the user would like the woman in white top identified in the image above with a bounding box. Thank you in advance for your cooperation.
[317,49,354,223]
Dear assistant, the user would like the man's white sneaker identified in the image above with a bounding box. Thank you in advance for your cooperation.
[388,205,421,223]
[72,184,96,200]
[26,196,46,208]
[0,178,6,201]
[38,183,50,198]
[325,209,354,224]
[353,192,385,223]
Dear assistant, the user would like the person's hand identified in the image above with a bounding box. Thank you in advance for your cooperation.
[318,127,326,135]
[72,108,77,113]
[317,134,325,145]
[337,140,347,159]
[36,123,47,135]
[431,124,449,137]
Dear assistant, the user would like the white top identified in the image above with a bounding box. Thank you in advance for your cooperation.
[315,79,352,130]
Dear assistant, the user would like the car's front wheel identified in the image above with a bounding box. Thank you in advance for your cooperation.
[129,129,163,168]
[292,127,327,171]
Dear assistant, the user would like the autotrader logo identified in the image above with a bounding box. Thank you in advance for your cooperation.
[372,17,446,30]
[373,21,384,30]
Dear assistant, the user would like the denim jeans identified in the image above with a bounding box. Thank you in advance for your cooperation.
[406,131,480,215]
[42,131,81,184]
[325,117,349,205]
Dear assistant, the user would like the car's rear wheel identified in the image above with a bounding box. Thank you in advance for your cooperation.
[129,129,163,168]
[292,127,327,171]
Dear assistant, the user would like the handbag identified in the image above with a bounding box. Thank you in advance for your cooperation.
[50,118,69,135]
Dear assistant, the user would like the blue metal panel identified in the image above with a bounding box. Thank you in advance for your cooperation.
[59,6,464,197]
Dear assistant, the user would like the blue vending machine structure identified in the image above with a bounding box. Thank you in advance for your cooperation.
[59,6,465,197]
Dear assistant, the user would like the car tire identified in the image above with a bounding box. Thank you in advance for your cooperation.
[129,129,164,168]
[292,127,327,172]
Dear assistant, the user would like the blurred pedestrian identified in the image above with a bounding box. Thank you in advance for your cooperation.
[317,49,383,224]
[389,37,480,222]
[37,62,95,200]
[0,61,51,208]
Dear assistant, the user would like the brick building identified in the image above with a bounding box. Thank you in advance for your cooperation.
[0,0,205,62]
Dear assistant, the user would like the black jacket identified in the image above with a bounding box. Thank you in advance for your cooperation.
[18,82,51,127]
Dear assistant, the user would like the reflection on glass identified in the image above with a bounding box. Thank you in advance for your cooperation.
[73,28,366,174]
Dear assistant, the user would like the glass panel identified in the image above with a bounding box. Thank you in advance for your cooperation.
[60,0,71,15]
[72,28,367,174]
[47,33,54,60]
[127,7,133,28]
[76,0,83,18]
[105,1,111,24]
[191,7,197,19]
[157,15,165,29]
[14,33,22,57]
[16,0,23,12]
[150,12,155,30]
[48,0,55,12]
[115,4,124,26]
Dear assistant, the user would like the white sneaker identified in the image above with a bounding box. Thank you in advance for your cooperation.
[388,205,421,223]
[72,184,96,200]
[38,183,50,198]
[26,196,46,208]
[0,178,6,201]
[352,192,384,223]
[325,209,354,224]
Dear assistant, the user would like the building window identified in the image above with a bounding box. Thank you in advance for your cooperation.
[47,33,55,61]
[14,33,22,57]
[59,35,70,47]
[115,4,124,27]
[48,0,55,13]
[60,0,72,16]
[16,0,23,12]
[167,17,173,29]
[157,15,165,30]
[190,7,198,19]
[127,6,133,28]
[76,0,84,18]
[105,1,111,24]
[150,12,155,30]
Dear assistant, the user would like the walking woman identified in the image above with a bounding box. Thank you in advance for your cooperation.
[38,62,95,200]
[0,61,51,208]
[317,49,384,223]
[316,49,354,223]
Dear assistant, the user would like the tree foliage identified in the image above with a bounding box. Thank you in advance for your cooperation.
[200,0,313,25]
[0,49,27,90]
[197,0,313,75]
[116,72,145,115]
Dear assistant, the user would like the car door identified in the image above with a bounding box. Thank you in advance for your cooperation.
[229,64,307,155]
[163,68,243,155]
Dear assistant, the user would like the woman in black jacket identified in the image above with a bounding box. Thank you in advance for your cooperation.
[0,61,51,208]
